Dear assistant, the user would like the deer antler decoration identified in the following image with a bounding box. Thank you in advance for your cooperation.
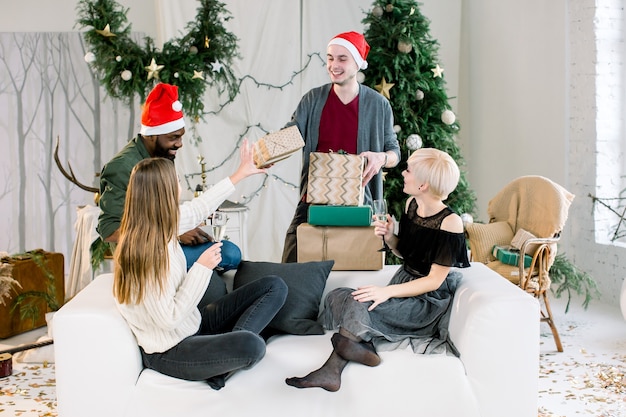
[54,136,100,202]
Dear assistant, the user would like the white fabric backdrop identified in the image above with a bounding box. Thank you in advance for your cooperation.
[158,0,374,261]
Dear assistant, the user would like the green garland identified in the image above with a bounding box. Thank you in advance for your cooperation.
[76,0,240,121]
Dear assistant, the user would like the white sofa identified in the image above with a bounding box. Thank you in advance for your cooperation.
[53,262,539,417]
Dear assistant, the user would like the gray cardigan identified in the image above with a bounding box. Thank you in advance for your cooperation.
[288,83,400,204]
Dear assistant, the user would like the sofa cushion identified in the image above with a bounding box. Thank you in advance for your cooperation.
[129,332,480,417]
[233,260,334,335]
[465,221,514,263]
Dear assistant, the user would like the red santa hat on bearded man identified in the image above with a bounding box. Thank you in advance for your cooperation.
[327,31,370,70]
[140,83,185,136]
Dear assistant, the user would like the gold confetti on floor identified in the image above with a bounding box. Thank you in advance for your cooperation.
[0,362,57,416]
[537,297,626,417]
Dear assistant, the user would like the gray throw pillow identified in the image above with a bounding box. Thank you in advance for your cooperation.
[233,260,334,335]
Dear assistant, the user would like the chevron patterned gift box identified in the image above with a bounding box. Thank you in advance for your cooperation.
[253,125,305,168]
[306,151,365,206]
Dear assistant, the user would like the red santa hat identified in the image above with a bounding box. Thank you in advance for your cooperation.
[140,83,185,136]
[327,31,370,70]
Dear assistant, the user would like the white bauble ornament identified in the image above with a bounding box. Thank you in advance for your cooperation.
[121,70,132,81]
[415,89,424,100]
[397,41,413,54]
[406,134,423,150]
[116,55,122,62]
[441,109,456,125]
[372,5,384,17]
[84,52,96,63]
[393,124,402,134]
[356,71,365,83]
[174,72,180,78]
[189,46,198,55]
[461,213,474,226]
[385,4,394,12]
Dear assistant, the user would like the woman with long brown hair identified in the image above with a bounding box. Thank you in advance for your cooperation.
[114,143,287,390]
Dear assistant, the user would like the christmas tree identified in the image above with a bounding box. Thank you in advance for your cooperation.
[362,1,476,223]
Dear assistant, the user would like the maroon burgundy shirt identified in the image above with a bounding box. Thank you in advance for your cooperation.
[317,87,359,154]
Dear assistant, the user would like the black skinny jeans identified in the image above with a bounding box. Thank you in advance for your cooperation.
[141,275,287,383]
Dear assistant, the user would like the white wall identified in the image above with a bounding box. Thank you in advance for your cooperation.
[1,0,159,38]
[458,0,568,218]
[567,0,626,305]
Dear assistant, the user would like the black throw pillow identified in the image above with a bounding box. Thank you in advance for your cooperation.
[233,260,334,335]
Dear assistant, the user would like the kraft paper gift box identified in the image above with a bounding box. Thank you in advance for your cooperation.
[297,223,384,270]
[306,152,365,206]
[253,125,305,168]
[308,205,372,227]
[492,245,532,268]
[0,250,65,338]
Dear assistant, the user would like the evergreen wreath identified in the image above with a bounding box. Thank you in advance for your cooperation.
[76,0,240,121]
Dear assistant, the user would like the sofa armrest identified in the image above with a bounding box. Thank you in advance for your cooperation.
[449,262,540,417]
[54,273,143,417]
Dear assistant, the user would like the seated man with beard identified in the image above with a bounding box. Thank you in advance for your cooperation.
[97,82,242,273]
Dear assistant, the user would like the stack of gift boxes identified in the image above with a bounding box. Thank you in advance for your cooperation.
[252,128,384,270]
[297,152,384,270]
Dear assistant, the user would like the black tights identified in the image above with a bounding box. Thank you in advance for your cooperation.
[285,328,380,392]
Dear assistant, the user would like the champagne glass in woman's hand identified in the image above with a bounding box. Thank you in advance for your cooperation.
[211,212,228,242]
[372,199,389,252]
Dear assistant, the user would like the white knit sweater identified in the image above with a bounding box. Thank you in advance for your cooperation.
[116,178,235,353]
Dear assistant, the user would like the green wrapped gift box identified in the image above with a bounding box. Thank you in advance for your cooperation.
[492,245,532,268]
[308,205,372,227]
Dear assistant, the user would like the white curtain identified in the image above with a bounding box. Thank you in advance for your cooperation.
[156,0,371,261]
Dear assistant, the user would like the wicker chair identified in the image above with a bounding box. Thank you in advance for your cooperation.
[465,176,575,352]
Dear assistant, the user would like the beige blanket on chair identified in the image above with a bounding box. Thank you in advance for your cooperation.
[487,175,575,238]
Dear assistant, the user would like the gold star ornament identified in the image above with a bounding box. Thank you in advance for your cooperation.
[375,77,395,100]
[145,58,164,80]
[204,36,211,48]
[95,24,116,38]
[192,70,204,80]
[431,64,444,78]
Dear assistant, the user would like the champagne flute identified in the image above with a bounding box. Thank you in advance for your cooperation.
[372,199,389,252]
[211,212,228,242]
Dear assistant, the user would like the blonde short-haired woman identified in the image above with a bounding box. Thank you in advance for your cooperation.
[286,148,470,392]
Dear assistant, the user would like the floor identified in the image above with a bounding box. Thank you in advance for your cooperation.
[537,295,626,417]
[1,294,625,417]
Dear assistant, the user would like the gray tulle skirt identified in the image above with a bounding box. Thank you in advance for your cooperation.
[320,266,463,356]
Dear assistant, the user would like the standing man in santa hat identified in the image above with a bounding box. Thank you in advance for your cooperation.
[281,31,401,263]
[97,82,243,275]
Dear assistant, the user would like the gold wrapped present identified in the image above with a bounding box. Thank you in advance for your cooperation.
[297,223,384,270]
[253,125,305,168]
